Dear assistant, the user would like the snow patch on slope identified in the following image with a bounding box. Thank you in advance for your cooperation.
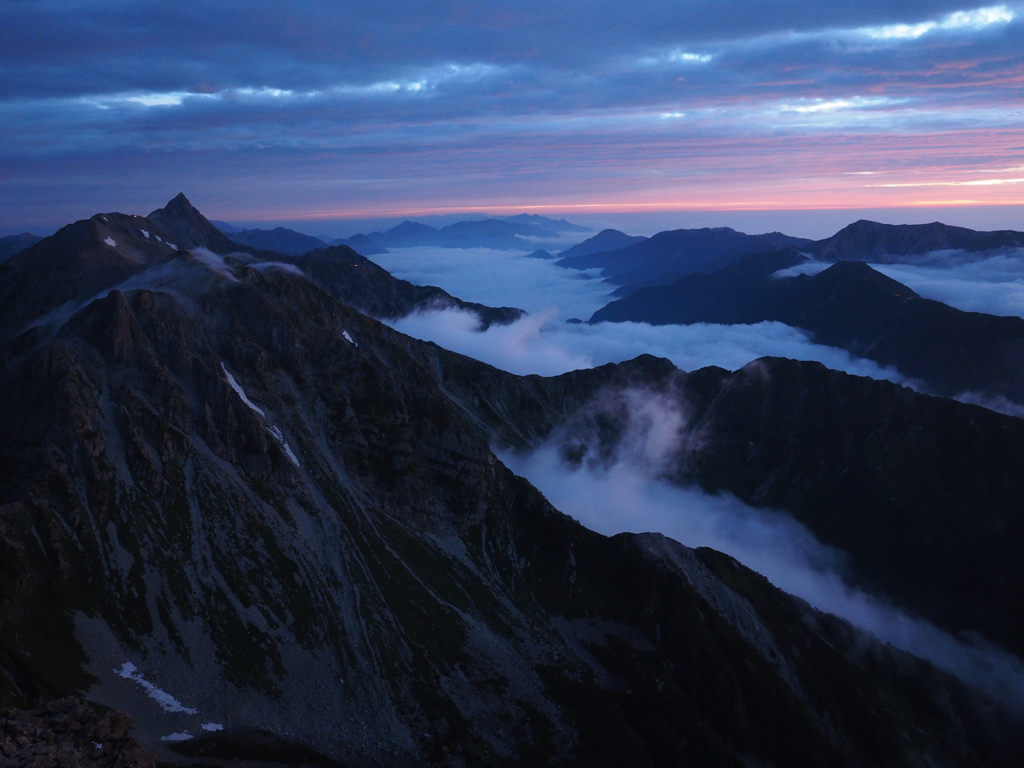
[221,363,266,416]
[115,662,198,714]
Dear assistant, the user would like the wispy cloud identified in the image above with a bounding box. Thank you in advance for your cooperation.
[859,4,1014,40]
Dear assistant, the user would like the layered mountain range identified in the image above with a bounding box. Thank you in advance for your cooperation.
[2,196,1024,766]
[555,219,1024,296]
[590,248,1024,408]
[208,214,591,258]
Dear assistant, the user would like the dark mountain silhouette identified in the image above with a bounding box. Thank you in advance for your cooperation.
[2,198,1022,764]
[210,219,245,233]
[556,229,647,260]
[293,245,523,328]
[357,216,583,251]
[225,226,328,256]
[590,248,1024,406]
[329,232,388,255]
[558,227,811,293]
[526,249,555,259]
[0,233,43,264]
[809,219,1024,262]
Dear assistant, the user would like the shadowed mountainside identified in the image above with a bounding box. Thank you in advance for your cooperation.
[555,229,648,261]
[557,228,811,293]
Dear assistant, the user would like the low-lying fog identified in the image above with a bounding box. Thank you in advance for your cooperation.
[377,246,909,382]
[499,389,1024,713]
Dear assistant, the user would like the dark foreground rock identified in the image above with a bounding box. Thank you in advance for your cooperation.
[0,699,154,768]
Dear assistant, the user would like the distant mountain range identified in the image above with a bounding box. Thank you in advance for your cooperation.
[0,233,43,264]
[209,214,592,257]
[557,219,1024,295]
[556,227,811,293]
[361,215,589,251]
[808,219,1024,262]
[591,246,1024,407]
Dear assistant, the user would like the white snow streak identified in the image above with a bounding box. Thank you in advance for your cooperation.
[221,363,266,416]
[269,425,301,467]
[342,330,357,346]
[104,237,117,248]
[141,229,150,239]
[115,662,198,714]
[160,731,194,742]
[201,723,224,732]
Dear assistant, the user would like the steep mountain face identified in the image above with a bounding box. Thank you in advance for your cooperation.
[146,193,246,255]
[809,220,1024,262]
[2,201,1021,766]
[591,250,1024,405]
[0,233,43,264]
[225,227,328,256]
[555,230,648,261]
[557,228,811,292]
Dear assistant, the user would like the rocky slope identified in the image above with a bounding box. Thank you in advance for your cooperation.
[1,198,1023,766]
[0,698,156,768]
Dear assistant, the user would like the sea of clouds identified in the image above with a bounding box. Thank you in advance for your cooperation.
[379,246,910,381]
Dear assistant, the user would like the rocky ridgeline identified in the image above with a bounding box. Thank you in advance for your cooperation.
[0,700,154,768]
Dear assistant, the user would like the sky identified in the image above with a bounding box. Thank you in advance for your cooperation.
[3,1,1024,233]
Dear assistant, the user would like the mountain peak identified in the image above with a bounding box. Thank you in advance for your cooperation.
[147,194,242,253]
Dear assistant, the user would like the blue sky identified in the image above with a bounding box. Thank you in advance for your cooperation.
[3,0,1024,234]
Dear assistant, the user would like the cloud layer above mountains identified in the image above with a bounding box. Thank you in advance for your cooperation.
[2,1,1024,228]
